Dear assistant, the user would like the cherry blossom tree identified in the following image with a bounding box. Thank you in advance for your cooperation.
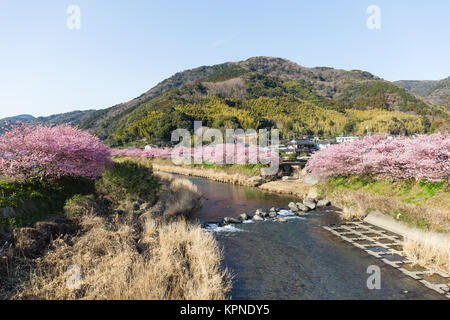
[0,123,112,181]
[306,133,450,182]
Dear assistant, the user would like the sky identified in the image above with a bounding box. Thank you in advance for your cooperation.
[0,0,449,119]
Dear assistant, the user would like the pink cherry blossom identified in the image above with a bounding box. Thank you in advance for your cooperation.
[0,123,113,181]
[306,133,450,182]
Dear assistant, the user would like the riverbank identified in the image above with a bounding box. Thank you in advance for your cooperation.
[142,158,450,275]
[112,157,450,277]
[0,162,231,300]
[120,159,449,230]
[317,176,449,275]
[115,157,273,187]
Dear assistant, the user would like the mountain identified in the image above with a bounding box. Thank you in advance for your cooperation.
[2,57,448,144]
[395,77,450,108]
[0,110,96,133]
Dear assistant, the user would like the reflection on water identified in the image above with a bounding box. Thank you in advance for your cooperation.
[183,175,444,300]
[190,176,300,222]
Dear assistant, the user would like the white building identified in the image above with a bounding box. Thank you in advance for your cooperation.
[335,136,358,144]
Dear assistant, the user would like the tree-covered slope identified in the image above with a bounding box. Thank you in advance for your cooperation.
[2,57,447,144]
[395,77,450,108]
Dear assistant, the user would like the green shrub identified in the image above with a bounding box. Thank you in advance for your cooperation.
[0,177,94,229]
[63,194,97,218]
[95,161,160,205]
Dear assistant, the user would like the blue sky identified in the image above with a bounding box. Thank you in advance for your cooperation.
[0,0,449,118]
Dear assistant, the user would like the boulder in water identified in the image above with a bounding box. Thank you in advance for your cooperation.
[224,217,241,224]
[288,202,298,212]
[317,199,331,207]
[303,198,317,210]
[253,214,264,222]
[268,211,277,218]
[239,213,249,221]
[296,203,310,212]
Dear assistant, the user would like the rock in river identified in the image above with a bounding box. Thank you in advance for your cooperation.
[303,198,317,210]
[296,202,310,212]
[224,217,241,224]
[288,202,299,212]
[277,218,288,223]
[253,214,264,222]
[268,211,277,218]
[239,213,249,221]
[317,199,331,207]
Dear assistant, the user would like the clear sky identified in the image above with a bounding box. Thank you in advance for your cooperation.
[0,0,449,119]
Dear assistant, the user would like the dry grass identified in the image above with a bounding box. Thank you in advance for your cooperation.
[341,205,366,221]
[258,180,311,197]
[323,187,449,231]
[403,230,450,275]
[8,173,230,300]
[153,172,201,219]
[14,214,231,300]
[130,157,260,186]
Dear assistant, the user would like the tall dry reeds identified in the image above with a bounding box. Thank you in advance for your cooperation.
[403,230,450,275]
[12,173,230,300]
[15,215,231,300]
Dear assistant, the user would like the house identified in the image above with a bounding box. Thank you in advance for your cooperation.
[285,138,317,154]
[316,140,333,150]
[335,136,358,144]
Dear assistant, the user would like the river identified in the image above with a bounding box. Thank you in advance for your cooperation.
[185,175,444,300]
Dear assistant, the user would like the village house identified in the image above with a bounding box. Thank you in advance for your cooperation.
[335,136,358,144]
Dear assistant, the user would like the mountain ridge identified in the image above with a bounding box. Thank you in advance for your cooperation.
[1,57,448,143]
[395,77,450,108]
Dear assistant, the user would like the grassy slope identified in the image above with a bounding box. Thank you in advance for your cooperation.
[318,176,449,232]
[0,178,94,230]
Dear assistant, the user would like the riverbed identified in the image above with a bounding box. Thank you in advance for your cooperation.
[184,175,445,300]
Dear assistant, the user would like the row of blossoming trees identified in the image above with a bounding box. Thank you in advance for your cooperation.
[0,123,276,182]
[0,123,112,182]
[2,123,447,183]
[305,133,450,182]
[111,144,277,165]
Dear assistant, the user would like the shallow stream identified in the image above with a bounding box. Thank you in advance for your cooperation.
[186,175,444,300]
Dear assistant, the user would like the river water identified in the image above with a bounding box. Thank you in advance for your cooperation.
[186,176,444,300]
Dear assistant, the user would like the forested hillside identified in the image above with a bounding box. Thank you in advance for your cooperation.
[395,77,450,108]
[2,57,448,145]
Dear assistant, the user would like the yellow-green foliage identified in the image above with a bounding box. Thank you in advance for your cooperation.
[346,109,428,135]
[175,97,259,129]
[245,97,347,136]
[430,118,450,133]
[112,95,432,144]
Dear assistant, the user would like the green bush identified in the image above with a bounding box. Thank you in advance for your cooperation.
[63,194,97,218]
[0,177,94,229]
[95,161,160,205]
